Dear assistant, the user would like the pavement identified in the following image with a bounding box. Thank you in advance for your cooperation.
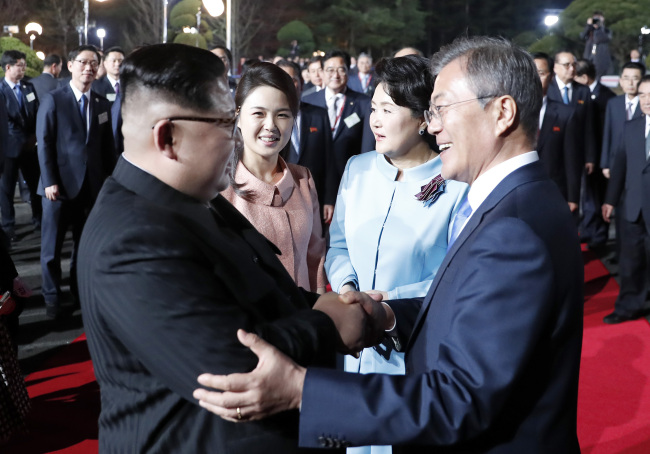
[11,199,84,376]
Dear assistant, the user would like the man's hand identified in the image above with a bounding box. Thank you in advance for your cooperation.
[585,162,594,175]
[568,202,578,213]
[45,184,59,201]
[313,292,371,355]
[193,330,305,422]
[602,203,614,223]
[322,204,334,224]
[339,291,389,345]
[602,168,610,179]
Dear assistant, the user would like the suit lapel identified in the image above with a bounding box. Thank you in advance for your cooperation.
[538,103,557,152]
[64,85,87,141]
[333,93,354,141]
[406,162,545,351]
[1,80,23,119]
[299,106,310,157]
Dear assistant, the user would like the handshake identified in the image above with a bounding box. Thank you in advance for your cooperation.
[312,290,395,356]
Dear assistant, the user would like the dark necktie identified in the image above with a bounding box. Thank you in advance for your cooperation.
[645,130,650,160]
[80,94,88,135]
[13,85,23,109]
[114,81,120,95]
[562,86,570,104]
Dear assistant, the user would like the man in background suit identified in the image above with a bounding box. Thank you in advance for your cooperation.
[92,47,124,103]
[347,53,375,96]
[210,45,238,96]
[533,53,580,210]
[29,54,62,101]
[602,75,650,324]
[600,62,644,176]
[301,57,324,99]
[277,59,334,224]
[78,43,383,453]
[549,51,606,245]
[0,50,41,239]
[37,45,116,319]
[195,36,584,453]
[303,50,375,205]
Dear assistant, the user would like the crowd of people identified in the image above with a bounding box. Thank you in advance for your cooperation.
[0,24,647,452]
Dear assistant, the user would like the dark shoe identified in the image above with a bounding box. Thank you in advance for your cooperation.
[45,303,61,320]
[603,312,639,324]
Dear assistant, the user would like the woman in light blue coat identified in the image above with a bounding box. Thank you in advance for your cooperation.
[325,55,468,454]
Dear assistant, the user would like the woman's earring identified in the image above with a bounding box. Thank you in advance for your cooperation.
[418,127,425,136]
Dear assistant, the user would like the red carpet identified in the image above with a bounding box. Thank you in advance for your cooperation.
[578,246,650,453]
[4,249,650,453]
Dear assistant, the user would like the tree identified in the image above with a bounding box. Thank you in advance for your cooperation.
[39,0,84,57]
[277,20,315,57]
[304,0,427,56]
[169,0,214,50]
[116,0,164,49]
[0,37,44,79]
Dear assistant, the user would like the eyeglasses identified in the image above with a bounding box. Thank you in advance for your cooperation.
[424,96,495,125]
[11,62,26,68]
[556,62,576,69]
[324,66,348,75]
[153,115,239,138]
[74,59,100,69]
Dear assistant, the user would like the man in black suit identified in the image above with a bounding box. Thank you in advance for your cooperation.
[277,59,334,224]
[37,45,116,318]
[600,62,644,176]
[301,57,324,98]
[602,75,650,324]
[0,50,41,239]
[29,54,62,101]
[91,47,124,104]
[533,53,580,210]
[210,45,238,96]
[549,51,606,245]
[78,43,383,453]
[303,50,375,205]
[347,53,375,96]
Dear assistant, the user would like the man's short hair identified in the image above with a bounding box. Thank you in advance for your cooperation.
[575,59,596,80]
[637,74,650,89]
[104,46,125,58]
[211,45,232,65]
[430,36,543,145]
[357,52,372,63]
[553,50,575,62]
[276,59,302,85]
[1,50,26,69]
[308,56,323,69]
[43,54,62,67]
[120,43,226,113]
[531,52,553,75]
[323,50,351,69]
[622,61,645,76]
[68,45,102,63]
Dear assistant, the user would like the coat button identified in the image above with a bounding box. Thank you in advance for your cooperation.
[252,256,259,263]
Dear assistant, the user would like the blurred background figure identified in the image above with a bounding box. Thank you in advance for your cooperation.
[211,46,238,96]
[580,11,612,80]
[92,47,124,104]
[347,53,375,96]
[29,54,62,101]
[222,62,327,293]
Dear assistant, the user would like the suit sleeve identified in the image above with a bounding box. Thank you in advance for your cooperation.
[583,96,597,164]
[564,110,582,204]
[599,98,615,169]
[300,218,556,448]
[604,135,626,206]
[0,93,7,161]
[36,93,59,188]
[88,218,337,405]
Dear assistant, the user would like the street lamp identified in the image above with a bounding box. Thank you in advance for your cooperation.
[194,0,224,47]
[544,15,559,27]
[36,51,45,60]
[83,0,109,45]
[97,28,106,50]
[25,22,42,50]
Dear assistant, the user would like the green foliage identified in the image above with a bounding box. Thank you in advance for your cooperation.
[169,0,214,49]
[174,32,208,50]
[304,0,427,56]
[277,21,315,56]
[544,0,650,71]
[0,37,43,79]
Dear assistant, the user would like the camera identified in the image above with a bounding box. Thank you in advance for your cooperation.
[592,17,600,25]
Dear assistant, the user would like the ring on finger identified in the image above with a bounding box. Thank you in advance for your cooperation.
[236,407,242,420]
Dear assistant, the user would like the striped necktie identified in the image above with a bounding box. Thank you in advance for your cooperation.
[447,198,473,251]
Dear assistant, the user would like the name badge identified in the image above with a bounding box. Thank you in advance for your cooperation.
[106,93,116,102]
[26,92,36,102]
[98,112,109,125]
[344,112,360,128]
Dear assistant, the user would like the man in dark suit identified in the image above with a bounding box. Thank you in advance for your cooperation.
[303,50,375,205]
[301,57,324,99]
[195,36,584,453]
[0,50,41,239]
[29,54,62,101]
[277,59,334,224]
[533,53,581,209]
[37,45,116,318]
[78,43,383,453]
[549,51,606,245]
[600,62,644,176]
[601,75,650,324]
[210,45,238,96]
[347,53,375,96]
[91,47,124,104]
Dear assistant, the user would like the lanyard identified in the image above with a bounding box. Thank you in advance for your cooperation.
[331,95,346,132]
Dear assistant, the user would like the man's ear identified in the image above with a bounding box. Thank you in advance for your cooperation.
[493,95,517,137]
[152,120,177,160]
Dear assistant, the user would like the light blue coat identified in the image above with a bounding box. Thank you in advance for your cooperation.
[326,151,468,454]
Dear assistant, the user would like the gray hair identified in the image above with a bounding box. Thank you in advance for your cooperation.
[430,36,542,145]
[358,52,372,63]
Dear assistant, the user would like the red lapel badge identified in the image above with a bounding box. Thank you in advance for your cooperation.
[553,126,561,132]
[310,127,318,133]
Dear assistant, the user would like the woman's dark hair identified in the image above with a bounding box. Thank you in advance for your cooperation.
[231,62,299,199]
[374,55,436,149]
